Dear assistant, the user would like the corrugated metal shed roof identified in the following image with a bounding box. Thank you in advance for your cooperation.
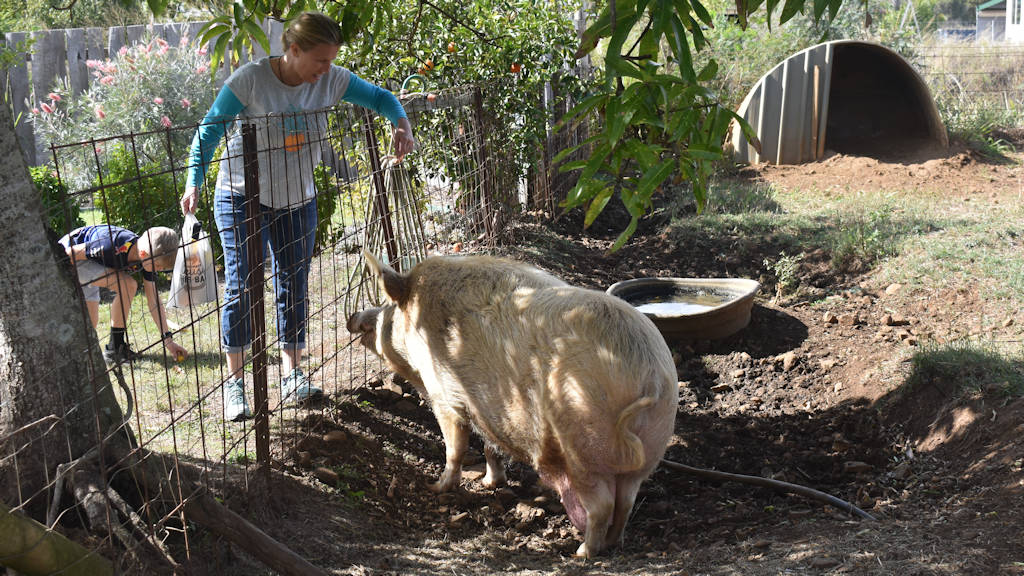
[728,40,947,165]
[977,0,1006,12]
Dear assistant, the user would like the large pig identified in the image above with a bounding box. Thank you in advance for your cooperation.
[347,251,678,557]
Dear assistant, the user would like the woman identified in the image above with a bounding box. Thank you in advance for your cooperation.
[182,11,415,421]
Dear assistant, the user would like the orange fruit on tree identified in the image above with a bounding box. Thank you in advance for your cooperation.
[510,62,522,74]
[447,42,456,53]
[427,93,437,103]
[425,58,434,70]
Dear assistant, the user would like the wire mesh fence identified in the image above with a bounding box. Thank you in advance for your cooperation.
[3,83,525,572]
[914,44,1024,123]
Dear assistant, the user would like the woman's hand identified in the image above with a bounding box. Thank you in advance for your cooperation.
[392,117,416,161]
[181,186,199,215]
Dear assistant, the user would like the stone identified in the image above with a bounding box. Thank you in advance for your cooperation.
[843,461,872,474]
[323,429,348,444]
[838,312,860,326]
[781,351,798,372]
[313,466,338,485]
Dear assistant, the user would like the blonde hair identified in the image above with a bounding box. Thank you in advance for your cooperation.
[282,11,342,52]
[140,226,180,271]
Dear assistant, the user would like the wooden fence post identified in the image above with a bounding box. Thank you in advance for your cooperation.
[241,123,270,471]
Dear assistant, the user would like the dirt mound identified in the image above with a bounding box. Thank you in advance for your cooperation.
[745,140,1021,199]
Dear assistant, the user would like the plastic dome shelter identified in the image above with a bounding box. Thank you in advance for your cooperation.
[728,40,947,165]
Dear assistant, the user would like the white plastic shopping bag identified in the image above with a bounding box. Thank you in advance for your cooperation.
[168,213,218,309]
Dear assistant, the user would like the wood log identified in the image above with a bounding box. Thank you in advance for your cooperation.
[184,493,329,576]
[0,500,112,576]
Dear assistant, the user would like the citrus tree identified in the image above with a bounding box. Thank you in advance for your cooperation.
[158,0,851,249]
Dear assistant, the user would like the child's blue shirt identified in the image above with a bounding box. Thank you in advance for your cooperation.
[59,225,156,281]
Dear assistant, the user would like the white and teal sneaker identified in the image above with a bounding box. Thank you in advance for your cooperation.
[281,369,323,404]
[223,377,252,422]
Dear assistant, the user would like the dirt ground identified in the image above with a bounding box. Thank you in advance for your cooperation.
[175,140,1024,576]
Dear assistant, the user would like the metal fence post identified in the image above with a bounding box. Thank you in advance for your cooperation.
[361,109,399,269]
[241,123,270,469]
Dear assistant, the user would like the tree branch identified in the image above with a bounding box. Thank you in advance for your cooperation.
[417,0,504,46]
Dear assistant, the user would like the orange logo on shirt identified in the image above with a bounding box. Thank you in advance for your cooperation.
[284,133,306,152]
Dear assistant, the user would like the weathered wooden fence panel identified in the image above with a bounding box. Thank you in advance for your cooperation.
[3,21,280,166]
[4,32,35,166]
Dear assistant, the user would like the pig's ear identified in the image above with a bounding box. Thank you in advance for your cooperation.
[363,249,409,304]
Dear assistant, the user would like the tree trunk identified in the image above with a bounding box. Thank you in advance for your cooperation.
[0,94,129,517]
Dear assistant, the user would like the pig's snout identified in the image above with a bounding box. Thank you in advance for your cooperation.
[347,308,382,350]
[345,312,364,334]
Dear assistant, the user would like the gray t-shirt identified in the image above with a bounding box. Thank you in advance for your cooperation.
[216,57,352,209]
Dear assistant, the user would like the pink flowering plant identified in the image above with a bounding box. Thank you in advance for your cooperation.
[30,34,217,189]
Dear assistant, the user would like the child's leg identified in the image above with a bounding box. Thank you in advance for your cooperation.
[85,301,99,328]
[74,260,106,328]
[103,271,138,329]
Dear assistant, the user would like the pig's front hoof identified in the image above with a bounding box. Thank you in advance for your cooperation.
[574,542,596,559]
[428,470,460,493]
[481,469,507,489]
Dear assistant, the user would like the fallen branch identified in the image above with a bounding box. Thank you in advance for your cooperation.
[0,499,112,576]
[660,459,877,521]
[183,492,329,576]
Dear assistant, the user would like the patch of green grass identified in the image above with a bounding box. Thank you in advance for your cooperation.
[763,251,804,298]
[907,339,1024,398]
[829,207,908,273]
[702,180,784,215]
[877,204,1024,304]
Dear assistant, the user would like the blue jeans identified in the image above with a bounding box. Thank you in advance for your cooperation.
[214,191,317,354]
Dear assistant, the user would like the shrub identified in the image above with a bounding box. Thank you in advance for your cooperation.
[93,143,180,234]
[313,163,340,253]
[29,33,218,191]
[30,165,84,235]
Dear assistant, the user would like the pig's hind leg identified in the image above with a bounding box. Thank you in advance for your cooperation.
[568,475,617,558]
[430,405,470,493]
[604,472,646,549]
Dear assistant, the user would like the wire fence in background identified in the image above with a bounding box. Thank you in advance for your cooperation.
[4,84,520,572]
[914,44,1024,122]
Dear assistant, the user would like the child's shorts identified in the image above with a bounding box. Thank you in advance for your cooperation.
[73,259,109,302]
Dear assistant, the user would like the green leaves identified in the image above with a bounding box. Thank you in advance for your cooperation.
[196,0,381,78]
[560,0,842,251]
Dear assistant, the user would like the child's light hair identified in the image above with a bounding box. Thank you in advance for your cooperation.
[140,226,180,271]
